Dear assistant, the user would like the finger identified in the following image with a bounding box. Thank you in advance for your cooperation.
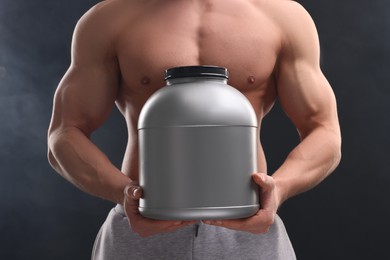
[124,184,143,200]
[124,196,140,216]
[137,218,196,229]
[204,219,240,229]
[252,173,274,191]
[253,173,278,212]
[159,220,198,232]
[132,218,197,237]
[124,187,142,216]
[204,213,273,234]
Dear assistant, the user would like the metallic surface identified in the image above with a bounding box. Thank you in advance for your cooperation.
[138,67,259,220]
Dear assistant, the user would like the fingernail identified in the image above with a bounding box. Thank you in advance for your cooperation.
[132,187,139,197]
[253,174,262,181]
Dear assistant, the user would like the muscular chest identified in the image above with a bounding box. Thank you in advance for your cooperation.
[116,0,280,101]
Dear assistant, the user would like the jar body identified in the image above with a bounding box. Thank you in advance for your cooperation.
[138,67,259,220]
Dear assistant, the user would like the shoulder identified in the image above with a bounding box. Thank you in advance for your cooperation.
[255,1,314,21]
[261,0,315,26]
[260,0,320,60]
[71,0,139,57]
[74,0,143,37]
[277,1,317,39]
[75,0,128,34]
[259,1,318,44]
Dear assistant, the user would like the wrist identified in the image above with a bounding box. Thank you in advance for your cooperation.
[109,174,133,205]
[273,176,288,207]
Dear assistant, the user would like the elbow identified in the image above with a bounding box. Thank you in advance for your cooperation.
[333,145,342,170]
[320,122,343,172]
[330,132,342,172]
[47,129,65,174]
[47,146,59,172]
[47,134,59,172]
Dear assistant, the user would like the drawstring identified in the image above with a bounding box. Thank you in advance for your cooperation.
[194,223,200,237]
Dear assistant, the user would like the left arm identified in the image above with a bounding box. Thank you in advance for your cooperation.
[272,3,341,206]
[205,2,341,233]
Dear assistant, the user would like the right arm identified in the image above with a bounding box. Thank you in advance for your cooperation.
[48,4,195,236]
[47,5,131,205]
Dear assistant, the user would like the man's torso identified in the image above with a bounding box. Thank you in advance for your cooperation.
[94,0,288,179]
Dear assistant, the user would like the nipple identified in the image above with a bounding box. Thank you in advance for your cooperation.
[141,76,151,85]
[247,76,256,84]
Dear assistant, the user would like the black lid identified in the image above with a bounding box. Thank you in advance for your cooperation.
[165,65,229,80]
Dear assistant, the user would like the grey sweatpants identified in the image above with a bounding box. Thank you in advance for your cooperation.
[92,205,296,260]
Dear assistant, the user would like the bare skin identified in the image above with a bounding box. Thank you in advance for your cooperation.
[48,0,341,238]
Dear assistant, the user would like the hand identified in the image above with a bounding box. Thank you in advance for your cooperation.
[123,182,197,237]
[204,173,280,234]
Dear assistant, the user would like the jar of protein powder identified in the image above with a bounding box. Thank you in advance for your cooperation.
[138,65,259,220]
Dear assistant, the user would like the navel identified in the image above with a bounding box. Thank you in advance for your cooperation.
[140,76,151,85]
[247,76,256,84]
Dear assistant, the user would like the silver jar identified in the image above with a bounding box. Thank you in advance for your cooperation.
[138,66,259,220]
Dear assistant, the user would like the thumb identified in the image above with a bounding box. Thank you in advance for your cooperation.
[124,183,143,200]
[252,173,273,190]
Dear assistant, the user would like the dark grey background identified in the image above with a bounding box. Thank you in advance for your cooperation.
[1,0,389,259]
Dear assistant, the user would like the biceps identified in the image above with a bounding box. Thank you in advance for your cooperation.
[51,66,118,135]
[277,61,338,137]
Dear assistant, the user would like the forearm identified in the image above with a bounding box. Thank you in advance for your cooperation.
[272,126,341,206]
[48,126,132,204]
